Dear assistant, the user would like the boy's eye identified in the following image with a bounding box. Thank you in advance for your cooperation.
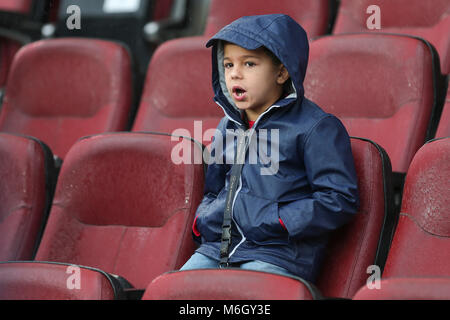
[245,61,256,67]
[224,63,233,69]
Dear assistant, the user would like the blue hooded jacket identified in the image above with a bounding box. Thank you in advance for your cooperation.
[193,14,359,282]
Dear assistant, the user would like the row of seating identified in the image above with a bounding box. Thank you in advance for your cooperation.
[0,0,449,300]
[206,0,450,74]
[1,2,448,156]
[1,0,449,87]
[1,32,448,164]
[0,0,201,90]
[0,17,448,266]
[0,131,205,299]
[144,137,450,300]
[0,132,447,300]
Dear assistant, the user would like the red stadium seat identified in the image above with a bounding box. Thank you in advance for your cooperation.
[0,133,56,261]
[143,269,321,300]
[142,137,395,300]
[132,36,222,146]
[0,38,133,159]
[203,0,332,39]
[333,0,450,74]
[0,132,205,299]
[304,33,440,174]
[382,138,449,278]
[435,83,450,138]
[0,261,123,300]
[353,137,450,299]
[314,137,394,299]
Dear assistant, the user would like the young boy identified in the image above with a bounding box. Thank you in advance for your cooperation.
[181,14,359,282]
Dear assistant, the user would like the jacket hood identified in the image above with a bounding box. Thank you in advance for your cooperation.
[206,14,309,124]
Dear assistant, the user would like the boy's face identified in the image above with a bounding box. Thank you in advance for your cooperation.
[223,43,289,121]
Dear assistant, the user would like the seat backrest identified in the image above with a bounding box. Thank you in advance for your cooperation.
[0,38,133,159]
[0,133,56,261]
[304,33,439,173]
[204,0,331,38]
[435,84,450,138]
[34,132,205,289]
[382,137,450,278]
[314,137,394,298]
[333,0,450,74]
[132,36,223,146]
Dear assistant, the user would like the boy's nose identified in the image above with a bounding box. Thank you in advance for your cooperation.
[230,66,243,79]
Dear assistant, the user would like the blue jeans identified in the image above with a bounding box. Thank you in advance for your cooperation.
[180,252,294,278]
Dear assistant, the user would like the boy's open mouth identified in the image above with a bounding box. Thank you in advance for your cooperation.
[232,86,247,101]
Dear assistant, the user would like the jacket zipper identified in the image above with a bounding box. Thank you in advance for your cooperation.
[216,102,282,260]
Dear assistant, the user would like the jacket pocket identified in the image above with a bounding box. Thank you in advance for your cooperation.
[195,189,227,242]
[233,193,288,245]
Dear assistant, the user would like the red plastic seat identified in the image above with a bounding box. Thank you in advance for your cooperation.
[0,133,56,261]
[132,36,222,146]
[353,137,450,299]
[0,38,133,159]
[435,84,450,138]
[304,33,440,174]
[314,137,394,299]
[204,0,331,39]
[0,261,122,300]
[143,269,320,300]
[0,132,205,299]
[142,137,394,300]
[333,0,450,74]
[382,138,449,278]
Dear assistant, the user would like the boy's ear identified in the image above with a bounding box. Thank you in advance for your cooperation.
[277,65,290,85]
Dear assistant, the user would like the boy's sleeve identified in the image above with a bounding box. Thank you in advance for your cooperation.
[202,117,228,196]
[278,115,360,240]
